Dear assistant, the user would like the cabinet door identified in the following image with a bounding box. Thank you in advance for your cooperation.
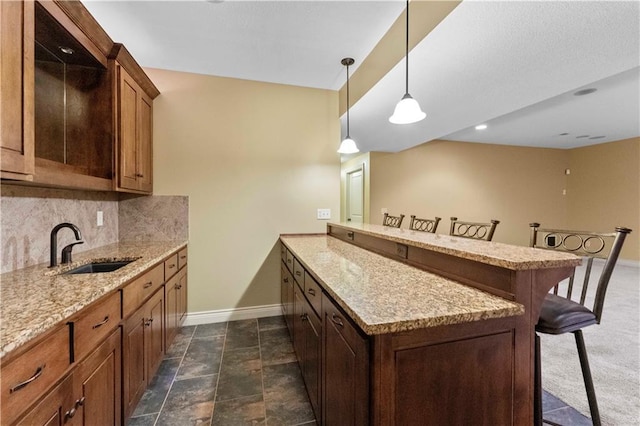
[165,275,179,349]
[75,328,122,426]
[146,288,165,381]
[137,93,153,192]
[16,375,76,426]
[303,307,322,422]
[285,268,295,337]
[281,264,289,316]
[0,0,35,179]
[123,306,146,419]
[177,269,188,324]
[292,283,305,359]
[117,65,139,191]
[322,295,369,426]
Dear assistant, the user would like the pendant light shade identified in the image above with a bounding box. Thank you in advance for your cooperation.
[338,57,359,154]
[389,0,425,125]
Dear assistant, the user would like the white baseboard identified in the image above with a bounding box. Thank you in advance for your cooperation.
[183,304,283,326]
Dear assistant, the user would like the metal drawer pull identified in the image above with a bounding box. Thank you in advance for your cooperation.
[180,255,187,260]
[10,365,45,393]
[295,271,301,276]
[283,277,289,283]
[92,316,110,329]
[175,283,182,289]
[300,313,308,321]
[347,232,354,239]
[168,263,176,268]
[76,397,86,408]
[65,407,77,419]
[307,288,316,296]
[135,173,144,178]
[143,281,153,289]
[331,313,344,327]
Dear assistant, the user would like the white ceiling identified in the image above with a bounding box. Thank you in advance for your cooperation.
[83,0,640,153]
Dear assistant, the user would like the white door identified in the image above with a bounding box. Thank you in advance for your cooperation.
[346,167,364,223]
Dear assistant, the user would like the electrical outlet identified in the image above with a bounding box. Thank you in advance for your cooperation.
[97,211,104,227]
[317,209,331,220]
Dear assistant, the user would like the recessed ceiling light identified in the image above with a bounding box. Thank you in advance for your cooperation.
[59,46,74,55]
[475,124,487,130]
[576,135,590,139]
[574,88,597,96]
[589,136,606,140]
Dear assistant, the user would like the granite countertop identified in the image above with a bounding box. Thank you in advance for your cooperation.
[0,241,187,359]
[280,234,525,335]
[329,222,581,270]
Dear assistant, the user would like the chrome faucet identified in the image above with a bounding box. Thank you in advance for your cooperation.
[50,223,84,267]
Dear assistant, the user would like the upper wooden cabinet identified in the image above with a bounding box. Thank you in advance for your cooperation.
[0,0,159,193]
[0,0,35,181]
[110,44,159,194]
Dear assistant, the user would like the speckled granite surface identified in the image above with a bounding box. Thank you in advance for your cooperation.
[0,241,187,358]
[281,235,525,335]
[329,222,581,270]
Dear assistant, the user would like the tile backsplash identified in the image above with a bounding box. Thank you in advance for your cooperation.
[0,185,189,273]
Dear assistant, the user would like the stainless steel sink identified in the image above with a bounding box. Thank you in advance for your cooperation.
[63,260,134,275]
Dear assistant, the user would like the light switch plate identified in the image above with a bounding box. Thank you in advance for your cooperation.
[97,211,104,227]
[317,208,331,220]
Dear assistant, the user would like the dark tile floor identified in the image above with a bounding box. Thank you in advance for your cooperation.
[129,316,590,425]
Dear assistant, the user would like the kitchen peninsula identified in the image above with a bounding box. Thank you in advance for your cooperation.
[280,222,581,425]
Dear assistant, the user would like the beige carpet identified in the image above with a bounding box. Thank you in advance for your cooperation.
[540,261,640,426]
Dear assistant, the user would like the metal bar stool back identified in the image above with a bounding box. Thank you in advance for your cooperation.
[409,215,441,233]
[449,217,500,241]
[382,213,404,228]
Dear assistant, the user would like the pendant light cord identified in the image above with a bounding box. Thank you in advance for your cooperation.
[346,62,351,138]
[405,0,409,96]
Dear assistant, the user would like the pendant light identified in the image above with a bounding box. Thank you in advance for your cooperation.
[338,57,359,154]
[389,0,426,125]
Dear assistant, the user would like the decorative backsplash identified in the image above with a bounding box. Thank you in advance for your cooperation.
[0,185,189,273]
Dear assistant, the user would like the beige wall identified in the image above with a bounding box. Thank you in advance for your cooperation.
[368,140,569,248]
[567,137,639,260]
[145,68,340,313]
[340,152,370,223]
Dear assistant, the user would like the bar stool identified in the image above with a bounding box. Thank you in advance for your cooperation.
[529,223,632,426]
[449,217,499,241]
[409,215,441,233]
[382,213,404,228]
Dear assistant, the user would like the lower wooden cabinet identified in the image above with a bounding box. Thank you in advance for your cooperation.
[123,287,165,419]
[16,375,76,426]
[165,267,188,349]
[322,293,369,426]
[74,327,122,426]
[281,263,294,337]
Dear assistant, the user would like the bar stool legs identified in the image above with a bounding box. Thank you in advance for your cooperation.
[575,330,601,426]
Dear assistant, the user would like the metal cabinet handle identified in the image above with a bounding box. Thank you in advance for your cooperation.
[283,277,289,283]
[300,313,307,321]
[168,263,176,268]
[347,232,354,239]
[145,318,154,327]
[76,397,86,408]
[10,364,45,393]
[143,281,153,289]
[135,173,144,178]
[307,288,316,296]
[65,407,76,419]
[295,271,301,276]
[180,255,187,260]
[331,313,344,327]
[92,316,110,329]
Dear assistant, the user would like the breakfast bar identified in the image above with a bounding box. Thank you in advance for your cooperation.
[280,222,581,425]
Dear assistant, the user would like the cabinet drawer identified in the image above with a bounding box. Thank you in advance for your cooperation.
[285,249,294,272]
[164,254,179,280]
[293,258,304,286]
[73,291,121,361]
[322,293,365,351]
[1,326,70,425]
[304,271,322,317]
[122,263,164,318]
[178,247,188,270]
[280,243,286,263]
